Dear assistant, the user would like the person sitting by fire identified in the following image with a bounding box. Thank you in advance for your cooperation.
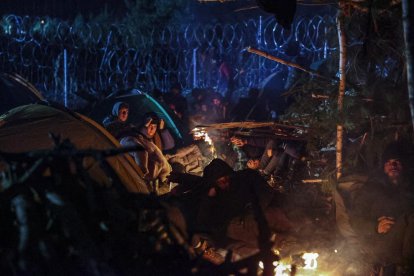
[164,83,188,121]
[142,112,176,153]
[231,137,298,170]
[120,113,172,183]
[235,138,283,174]
[229,135,268,170]
[102,101,134,139]
[194,158,293,257]
[209,92,227,123]
[188,88,208,115]
[349,141,414,274]
[188,88,211,129]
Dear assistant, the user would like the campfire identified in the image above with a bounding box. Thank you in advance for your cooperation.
[259,252,320,276]
[302,252,319,270]
[192,127,213,145]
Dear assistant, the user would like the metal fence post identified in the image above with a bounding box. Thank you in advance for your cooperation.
[193,48,197,88]
[257,16,263,84]
[63,48,68,107]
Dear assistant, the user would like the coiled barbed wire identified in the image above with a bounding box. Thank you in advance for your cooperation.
[0,14,340,107]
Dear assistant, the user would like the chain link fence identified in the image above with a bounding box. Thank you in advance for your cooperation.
[0,14,338,107]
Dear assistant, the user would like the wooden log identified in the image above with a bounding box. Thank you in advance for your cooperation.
[302,179,328,184]
[194,121,307,130]
[246,47,337,83]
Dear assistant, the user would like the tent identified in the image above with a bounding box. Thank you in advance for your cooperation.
[88,91,189,143]
[0,73,44,115]
[0,103,149,194]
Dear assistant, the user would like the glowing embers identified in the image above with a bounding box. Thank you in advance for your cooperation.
[259,260,292,276]
[274,261,293,276]
[259,252,320,275]
[191,127,217,158]
[191,127,214,146]
[302,252,319,270]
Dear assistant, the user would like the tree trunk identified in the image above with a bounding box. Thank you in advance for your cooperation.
[402,0,414,133]
[336,3,347,179]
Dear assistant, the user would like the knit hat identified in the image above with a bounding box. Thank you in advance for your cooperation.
[203,159,233,184]
[382,141,407,165]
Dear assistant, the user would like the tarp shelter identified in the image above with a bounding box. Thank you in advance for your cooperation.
[88,91,189,144]
[0,73,44,115]
[0,103,149,194]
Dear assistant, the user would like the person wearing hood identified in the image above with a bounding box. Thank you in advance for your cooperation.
[350,141,414,274]
[195,158,293,255]
[136,112,175,152]
[102,102,133,139]
[119,113,172,184]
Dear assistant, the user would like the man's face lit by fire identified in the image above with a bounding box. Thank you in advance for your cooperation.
[383,158,402,183]
[118,107,129,122]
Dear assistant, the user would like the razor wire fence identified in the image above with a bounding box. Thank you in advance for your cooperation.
[0,14,339,108]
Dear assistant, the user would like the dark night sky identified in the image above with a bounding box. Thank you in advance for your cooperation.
[0,0,127,19]
[0,1,254,20]
[0,0,271,23]
[0,0,335,25]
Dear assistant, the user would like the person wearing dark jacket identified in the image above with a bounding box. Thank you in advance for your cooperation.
[209,92,226,123]
[102,102,133,139]
[230,137,300,176]
[164,84,188,120]
[350,142,414,274]
[196,159,293,255]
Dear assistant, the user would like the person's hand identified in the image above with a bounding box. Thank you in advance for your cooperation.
[145,118,152,128]
[207,187,217,197]
[377,216,395,234]
[230,136,246,147]
[169,185,181,196]
[247,159,260,170]
[159,119,165,130]
[267,149,273,157]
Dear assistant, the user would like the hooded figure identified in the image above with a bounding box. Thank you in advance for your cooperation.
[381,141,407,168]
[202,159,233,187]
[102,102,133,139]
[138,112,175,152]
[350,141,414,272]
[119,113,172,184]
[196,159,292,255]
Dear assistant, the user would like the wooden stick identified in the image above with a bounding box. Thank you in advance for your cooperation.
[195,121,306,130]
[311,93,330,99]
[246,47,337,83]
[302,179,328,183]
